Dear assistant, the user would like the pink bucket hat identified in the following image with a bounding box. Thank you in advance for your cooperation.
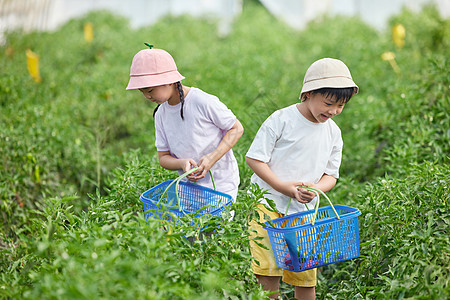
[126,47,184,90]
[300,58,358,99]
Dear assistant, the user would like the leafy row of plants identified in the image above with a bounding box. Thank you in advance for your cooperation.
[318,161,449,299]
[0,151,266,299]
[0,1,448,299]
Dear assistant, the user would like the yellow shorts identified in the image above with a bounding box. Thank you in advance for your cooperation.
[249,204,317,287]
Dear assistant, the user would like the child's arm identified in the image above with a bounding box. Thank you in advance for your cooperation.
[158,151,197,173]
[190,119,244,180]
[297,174,337,202]
[245,157,307,203]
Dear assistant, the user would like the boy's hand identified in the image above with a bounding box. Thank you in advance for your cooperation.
[274,181,305,202]
[297,182,318,203]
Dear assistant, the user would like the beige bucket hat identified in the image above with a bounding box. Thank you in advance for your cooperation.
[126,47,184,90]
[300,58,359,99]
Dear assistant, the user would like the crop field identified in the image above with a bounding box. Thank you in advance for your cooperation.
[0,1,449,299]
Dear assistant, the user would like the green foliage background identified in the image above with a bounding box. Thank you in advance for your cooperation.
[0,2,449,299]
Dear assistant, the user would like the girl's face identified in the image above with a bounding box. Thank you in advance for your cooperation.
[300,92,345,123]
[139,84,178,105]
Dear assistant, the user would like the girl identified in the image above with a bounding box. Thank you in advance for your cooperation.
[126,44,243,200]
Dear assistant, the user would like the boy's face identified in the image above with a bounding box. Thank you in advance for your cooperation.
[301,92,345,123]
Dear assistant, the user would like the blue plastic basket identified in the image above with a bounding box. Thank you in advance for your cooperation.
[263,205,361,272]
[139,180,232,222]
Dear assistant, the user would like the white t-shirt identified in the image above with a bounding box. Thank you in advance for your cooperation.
[155,87,239,200]
[246,104,343,214]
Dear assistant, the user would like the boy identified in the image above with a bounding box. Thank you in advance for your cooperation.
[246,58,358,299]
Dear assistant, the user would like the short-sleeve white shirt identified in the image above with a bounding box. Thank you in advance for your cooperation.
[246,104,343,214]
[155,87,239,199]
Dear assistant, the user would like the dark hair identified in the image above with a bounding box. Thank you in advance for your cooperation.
[310,87,356,104]
[152,81,185,119]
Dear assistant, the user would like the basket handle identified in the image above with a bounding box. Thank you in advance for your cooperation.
[304,187,340,225]
[285,187,340,225]
[158,167,216,212]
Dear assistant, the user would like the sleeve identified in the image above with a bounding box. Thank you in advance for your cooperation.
[203,95,237,131]
[154,111,170,152]
[324,132,343,179]
[246,114,279,163]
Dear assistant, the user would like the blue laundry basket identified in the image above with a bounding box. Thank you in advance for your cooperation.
[139,180,232,222]
[263,204,361,272]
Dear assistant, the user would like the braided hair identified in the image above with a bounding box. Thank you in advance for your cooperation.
[152,81,185,120]
[176,81,185,120]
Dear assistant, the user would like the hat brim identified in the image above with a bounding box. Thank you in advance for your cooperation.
[300,77,359,99]
[126,71,185,90]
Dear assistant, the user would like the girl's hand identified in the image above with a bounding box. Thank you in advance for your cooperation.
[297,182,318,203]
[179,158,198,174]
[188,153,214,181]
